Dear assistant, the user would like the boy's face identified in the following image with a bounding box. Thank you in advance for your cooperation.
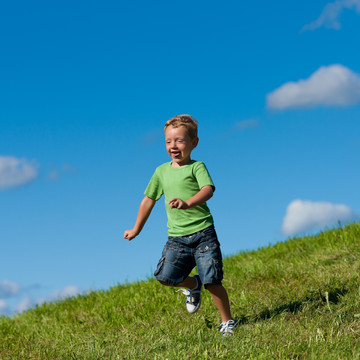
[165,125,198,167]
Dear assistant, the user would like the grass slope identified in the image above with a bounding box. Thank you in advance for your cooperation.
[1,223,360,359]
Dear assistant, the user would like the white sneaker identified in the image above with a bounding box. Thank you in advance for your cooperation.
[218,319,237,336]
[177,275,202,313]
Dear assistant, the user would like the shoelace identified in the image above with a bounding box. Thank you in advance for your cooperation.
[176,288,200,304]
[218,320,236,335]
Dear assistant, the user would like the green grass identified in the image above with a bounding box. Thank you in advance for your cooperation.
[1,223,360,359]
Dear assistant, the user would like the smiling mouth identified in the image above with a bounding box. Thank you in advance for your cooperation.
[171,151,181,157]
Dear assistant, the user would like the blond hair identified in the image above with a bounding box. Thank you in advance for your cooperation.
[164,114,198,140]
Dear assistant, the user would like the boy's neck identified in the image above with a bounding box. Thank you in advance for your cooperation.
[171,157,192,168]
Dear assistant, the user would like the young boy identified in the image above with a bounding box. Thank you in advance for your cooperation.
[124,114,236,336]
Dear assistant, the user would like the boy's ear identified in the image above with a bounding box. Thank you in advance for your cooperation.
[192,137,199,149]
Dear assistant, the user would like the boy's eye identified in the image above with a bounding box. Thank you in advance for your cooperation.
[165,139,185,144]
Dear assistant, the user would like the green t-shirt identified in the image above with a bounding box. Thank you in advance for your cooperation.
[144,160,215,236]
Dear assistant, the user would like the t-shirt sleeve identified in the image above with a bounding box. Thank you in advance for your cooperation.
[144,168,164,201]
[194,162,215,192]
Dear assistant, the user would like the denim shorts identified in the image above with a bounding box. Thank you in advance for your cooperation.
[154,225,223,286]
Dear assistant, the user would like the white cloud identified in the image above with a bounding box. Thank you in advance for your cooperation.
[220,118,259,139]
[0,280,21,298]
[0,300,10,316]
[266,64,360,110]
[235,119,259,130]
[12,285,81,315]
[0,156,38,190]
[301,0,360,32]
[14,296,35,314]
[46,163,77,182]
[47,170,60,181]
[0,283,82,316]
[282,199,358,236]
[52,285,80,300]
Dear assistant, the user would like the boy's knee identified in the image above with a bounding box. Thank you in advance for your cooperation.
[158,280,171,287]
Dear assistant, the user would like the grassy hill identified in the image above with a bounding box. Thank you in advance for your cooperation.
[1,223,360,359]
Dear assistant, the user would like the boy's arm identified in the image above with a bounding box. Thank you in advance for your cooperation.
[168,185,213,210]
[124,196,156,240]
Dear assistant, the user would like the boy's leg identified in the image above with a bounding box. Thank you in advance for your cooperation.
[192,226,231,321]
[158,276,197,289]
[205,284,232,323]
[159,275,202,313]
[174,277,197,289]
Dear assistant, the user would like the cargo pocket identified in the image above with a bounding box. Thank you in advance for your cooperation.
[198,242,219,265]
[153,256,165,277]
[196,240,223,284]
[212,257,223,282]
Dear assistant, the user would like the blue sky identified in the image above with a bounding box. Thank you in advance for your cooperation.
[1,0,360,315]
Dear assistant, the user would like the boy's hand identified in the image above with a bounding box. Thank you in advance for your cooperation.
[124,229,138,241]
[168,198,189,210]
